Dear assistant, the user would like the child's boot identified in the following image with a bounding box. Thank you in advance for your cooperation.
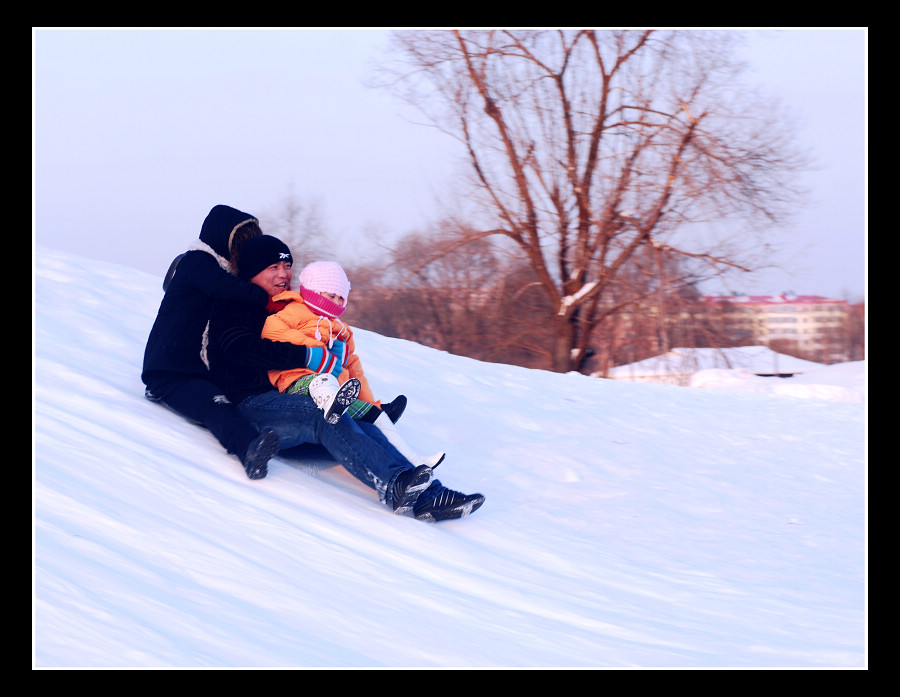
[308,373,361,424]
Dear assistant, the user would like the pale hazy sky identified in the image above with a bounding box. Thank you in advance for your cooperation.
[33,28,866,300]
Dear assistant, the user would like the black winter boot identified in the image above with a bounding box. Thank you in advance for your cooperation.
[413,482,484,522]
[390,464,433,515]
[381,395,407,424]
[241,429,280,480]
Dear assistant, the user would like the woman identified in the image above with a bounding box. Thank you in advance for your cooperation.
[142,205,309,479]
[205,234,485,522]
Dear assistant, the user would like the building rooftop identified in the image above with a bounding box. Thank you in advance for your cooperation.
[703,294,847,305]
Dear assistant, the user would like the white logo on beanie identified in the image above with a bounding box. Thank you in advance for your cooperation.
[237,235,293,280]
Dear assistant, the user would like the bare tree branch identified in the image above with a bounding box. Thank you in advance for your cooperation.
[378,29,809,372]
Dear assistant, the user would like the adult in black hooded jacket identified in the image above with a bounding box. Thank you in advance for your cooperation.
[141,204,312,479]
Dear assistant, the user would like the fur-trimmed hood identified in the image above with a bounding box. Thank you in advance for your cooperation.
[141,206,269,385]
[199,204,259,260]
[187,240,232,274]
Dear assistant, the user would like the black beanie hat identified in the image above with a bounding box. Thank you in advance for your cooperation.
[238,235,293,281]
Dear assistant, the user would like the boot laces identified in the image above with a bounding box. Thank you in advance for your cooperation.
[435,488,463,507]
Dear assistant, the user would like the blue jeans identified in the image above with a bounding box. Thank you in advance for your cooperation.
[237,390,415,508]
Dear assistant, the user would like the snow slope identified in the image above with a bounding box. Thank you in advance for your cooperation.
[33,247,867,668]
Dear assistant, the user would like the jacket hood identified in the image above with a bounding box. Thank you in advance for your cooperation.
[199,205,259,259]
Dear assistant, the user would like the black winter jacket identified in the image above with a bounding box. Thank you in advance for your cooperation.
[141,205,269,388]
[206,295,311,404]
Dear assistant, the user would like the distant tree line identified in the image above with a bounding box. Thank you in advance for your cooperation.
[265,202,863,372]
[345,229,864,372]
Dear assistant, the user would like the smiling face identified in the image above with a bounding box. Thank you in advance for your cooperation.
[250,261,293,297]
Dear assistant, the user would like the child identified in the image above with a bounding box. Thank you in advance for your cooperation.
[261,260,445,469]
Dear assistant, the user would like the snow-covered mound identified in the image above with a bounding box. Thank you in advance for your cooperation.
[33,246,867,668]
[690,362,866,403]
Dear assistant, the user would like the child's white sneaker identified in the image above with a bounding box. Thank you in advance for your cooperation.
[308,373,361,424]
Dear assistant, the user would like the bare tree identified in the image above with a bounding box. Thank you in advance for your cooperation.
[380,29,808,372]
[348,225,506,356]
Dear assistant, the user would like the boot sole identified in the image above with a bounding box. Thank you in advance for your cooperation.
[324,379,361,424]
[425,452,446,469]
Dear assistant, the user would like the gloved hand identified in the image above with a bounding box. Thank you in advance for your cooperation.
[305,346,341,376]
[329,340,349,369]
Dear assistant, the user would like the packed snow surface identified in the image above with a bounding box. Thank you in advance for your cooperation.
[33,247,866,668]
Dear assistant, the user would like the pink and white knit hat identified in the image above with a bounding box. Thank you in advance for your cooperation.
[299,261,351,319]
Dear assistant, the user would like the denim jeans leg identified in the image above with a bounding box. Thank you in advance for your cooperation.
[238,390,323,450]
[238,391,414,506]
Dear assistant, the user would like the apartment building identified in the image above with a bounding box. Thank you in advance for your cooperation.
[702,294,850,363]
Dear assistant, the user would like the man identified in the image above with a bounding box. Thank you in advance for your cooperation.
[204,234,485,522]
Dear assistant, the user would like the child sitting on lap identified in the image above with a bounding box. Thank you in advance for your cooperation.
[262,260,444,469]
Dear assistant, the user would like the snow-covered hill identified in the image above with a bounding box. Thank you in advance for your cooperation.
[33,247,866,668]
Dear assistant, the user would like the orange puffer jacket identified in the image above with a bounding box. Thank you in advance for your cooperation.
[261,290,378,406]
